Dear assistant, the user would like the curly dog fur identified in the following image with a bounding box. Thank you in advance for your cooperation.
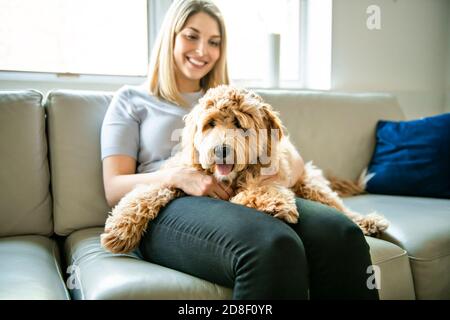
[101,85,389,254]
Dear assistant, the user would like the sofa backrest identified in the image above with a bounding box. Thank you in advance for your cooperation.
[257,90,405,180]
[45,90,112,236]
[45,88,405,235]
[0,90,53,237]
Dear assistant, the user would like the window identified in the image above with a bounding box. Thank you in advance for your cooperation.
[302,0,332,90]
[0,0,331,89]
[215,0,299,86]
[0,0,148,76]
[214,0,332,90]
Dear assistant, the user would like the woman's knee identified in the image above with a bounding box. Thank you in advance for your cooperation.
[232,219,309,299]
[321,209,368,251]
[237,217,306,264]
[261,222,303,252]
[341,219,370,252]
[294,198,369,250]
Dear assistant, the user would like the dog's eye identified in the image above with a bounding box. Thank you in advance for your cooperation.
[234,118,248,132]
[233,118,242,129]
[208,120,216,127]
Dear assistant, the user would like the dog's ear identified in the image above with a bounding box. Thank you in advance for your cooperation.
[261,103,284,140]
[256,103,284,173]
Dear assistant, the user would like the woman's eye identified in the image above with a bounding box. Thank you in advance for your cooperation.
[209,40,220,47]
[185,34,198,41]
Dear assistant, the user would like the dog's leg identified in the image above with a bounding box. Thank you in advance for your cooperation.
[101,185,183,254]
[292,163,389,236]
[231,184,299,224]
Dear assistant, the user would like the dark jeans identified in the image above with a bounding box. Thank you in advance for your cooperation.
[139,196,379,300]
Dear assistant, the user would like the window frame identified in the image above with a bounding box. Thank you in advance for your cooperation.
[218,0,306,89]
[0,0,169,85]
[228,0,331,90]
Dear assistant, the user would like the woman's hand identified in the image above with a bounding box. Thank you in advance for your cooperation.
[167,167,234,200]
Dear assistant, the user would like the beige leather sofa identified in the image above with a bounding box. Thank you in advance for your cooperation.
[0,88,448,300]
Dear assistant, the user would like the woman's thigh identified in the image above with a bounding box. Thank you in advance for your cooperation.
[139,195,377,299]
[139,196,308,299]
[290,198,379,299]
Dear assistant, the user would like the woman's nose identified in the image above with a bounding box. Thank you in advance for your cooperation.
[194,41,207,56]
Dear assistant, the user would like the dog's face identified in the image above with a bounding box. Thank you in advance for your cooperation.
[182,85,284,184]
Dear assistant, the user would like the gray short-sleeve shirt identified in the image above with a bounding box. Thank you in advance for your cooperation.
[101,85,203,173]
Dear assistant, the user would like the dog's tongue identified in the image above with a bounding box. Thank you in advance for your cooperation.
[216,164,233,175]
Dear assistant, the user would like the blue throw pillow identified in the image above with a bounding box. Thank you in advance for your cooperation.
[366,113,450,198]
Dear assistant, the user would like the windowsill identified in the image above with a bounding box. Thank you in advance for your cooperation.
[231,79,331,91]
[0,70,147,85]
[0,71,331,91]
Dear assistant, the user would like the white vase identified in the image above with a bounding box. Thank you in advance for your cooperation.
[266,33,280,88]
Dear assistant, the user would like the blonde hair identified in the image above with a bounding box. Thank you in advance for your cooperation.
[148,0,229,107]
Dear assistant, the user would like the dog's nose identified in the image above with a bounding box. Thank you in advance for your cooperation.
[214,144,231,159]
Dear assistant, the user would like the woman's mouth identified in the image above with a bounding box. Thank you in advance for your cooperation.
[187,56,207,69]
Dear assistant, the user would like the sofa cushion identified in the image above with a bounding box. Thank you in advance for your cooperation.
[344,194,450,299]
[256,90,405,181]
[0,90,52,237]
[64,227,232,299]
[64,227,414,300]
[366,113,450,198]
[0,235,70,299]
[45,90,112,236]
[365,237,415,300]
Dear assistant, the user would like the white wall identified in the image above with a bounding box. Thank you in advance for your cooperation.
[332,0,450,119]
[446,8,450,113]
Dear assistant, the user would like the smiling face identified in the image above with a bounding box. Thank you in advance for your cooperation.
[173,12,221,93]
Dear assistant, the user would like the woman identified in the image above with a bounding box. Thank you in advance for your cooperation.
[101,0,378,300]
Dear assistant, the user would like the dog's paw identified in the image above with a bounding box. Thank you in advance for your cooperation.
[358,213,389,236]
[231,186,299,224]
[100,227,141,254]
[273,206,299,224]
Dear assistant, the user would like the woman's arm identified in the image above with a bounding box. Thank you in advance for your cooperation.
[103,155,174,207]
[103,155,233,207]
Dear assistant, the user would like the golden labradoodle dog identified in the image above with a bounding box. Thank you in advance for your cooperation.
[101,85,389,254]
